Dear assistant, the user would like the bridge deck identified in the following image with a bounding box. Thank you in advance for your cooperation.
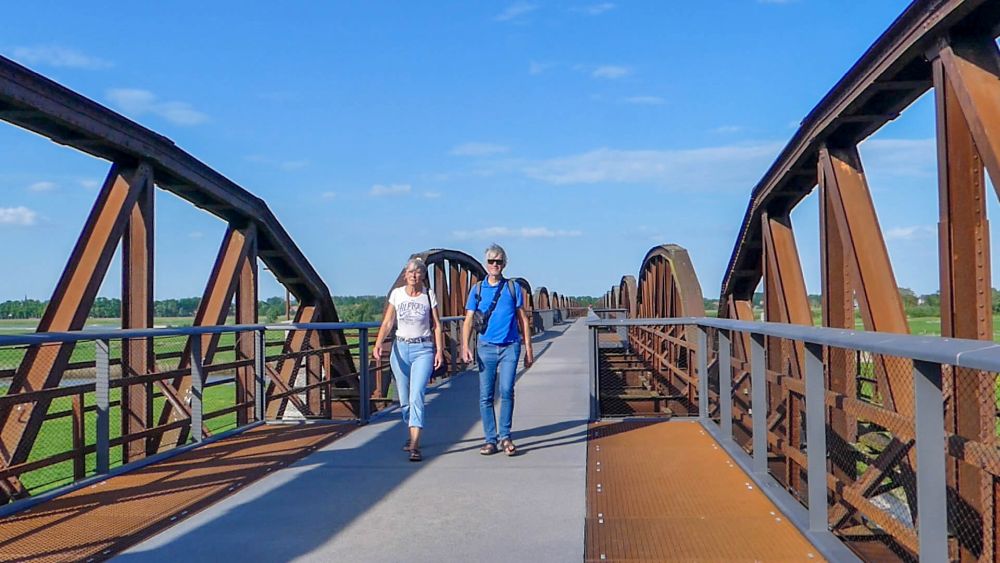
[1,320,827,562]
[123,320,591,562]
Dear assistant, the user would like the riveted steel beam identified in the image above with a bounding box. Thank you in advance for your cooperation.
[121,173,155,462]
[0,163,151,500]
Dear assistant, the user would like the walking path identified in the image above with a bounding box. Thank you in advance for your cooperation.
[122,320,591,562]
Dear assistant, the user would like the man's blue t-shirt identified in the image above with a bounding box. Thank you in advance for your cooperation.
[466,279,524,345]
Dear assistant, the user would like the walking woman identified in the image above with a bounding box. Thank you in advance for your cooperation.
[460,244,534,456]
[374,257,444,462]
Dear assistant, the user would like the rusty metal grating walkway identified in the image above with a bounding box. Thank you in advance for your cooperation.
[586,419,824,562]
[0,423,351,562]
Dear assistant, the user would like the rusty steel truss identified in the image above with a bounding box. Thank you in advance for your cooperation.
[712,1,1000,559]
[0,55,356,502]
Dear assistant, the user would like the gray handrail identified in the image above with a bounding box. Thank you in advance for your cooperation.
[587,316,1000,372]
[0,316,467,348]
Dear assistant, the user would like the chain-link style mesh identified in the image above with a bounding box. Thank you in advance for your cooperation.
[0,340,97,496]
[706,327,720,425]
[729,330,753,456]
[942,363,1000,561]
[817,348,918,561]
[593,323,699,418]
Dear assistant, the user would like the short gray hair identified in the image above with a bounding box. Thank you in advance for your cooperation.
[405,257,428,277]
[485,243,507,265]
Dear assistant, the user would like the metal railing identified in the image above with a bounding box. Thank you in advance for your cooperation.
[0,317,469,508]
[586,315,1000,562]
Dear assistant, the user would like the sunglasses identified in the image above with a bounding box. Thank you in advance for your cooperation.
[486,258,504,266]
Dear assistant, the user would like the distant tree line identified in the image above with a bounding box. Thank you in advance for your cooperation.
[703,288,1000,317]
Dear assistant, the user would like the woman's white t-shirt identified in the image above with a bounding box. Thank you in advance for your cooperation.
[389,286,438,339]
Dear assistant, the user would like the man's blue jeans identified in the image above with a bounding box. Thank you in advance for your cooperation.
[390,340,435,428]
[476,340,521,444]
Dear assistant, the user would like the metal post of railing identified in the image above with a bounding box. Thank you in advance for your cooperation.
[95,338,110,474]
[588,324,598,420]
[914,360,947,562]
[254,329,266,422]
[358,327,371,424]
[697,327,708,420]
[804,342,826,532]
[447,321,459,374]
[719,330,732,439]
[750,333,767,475]
[190,336,204,443]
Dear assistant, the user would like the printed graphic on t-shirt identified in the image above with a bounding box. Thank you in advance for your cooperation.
[397,300,428,325]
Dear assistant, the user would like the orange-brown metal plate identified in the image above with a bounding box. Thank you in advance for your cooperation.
[0,423,351,562]
[586,419,823,562]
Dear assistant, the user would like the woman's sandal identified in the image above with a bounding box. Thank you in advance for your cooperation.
[500,438,517,457]
[409,448,422,462]
[479,442,497,456]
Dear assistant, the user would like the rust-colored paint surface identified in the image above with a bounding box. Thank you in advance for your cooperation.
[586,420,823,562]
[0,423,351,562]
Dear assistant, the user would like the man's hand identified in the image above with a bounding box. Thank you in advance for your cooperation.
[523,346,534,368]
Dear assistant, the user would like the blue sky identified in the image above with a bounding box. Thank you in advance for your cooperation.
[0,1,967,301]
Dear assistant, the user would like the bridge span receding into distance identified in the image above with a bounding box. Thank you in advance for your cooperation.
[4,0,1000,561]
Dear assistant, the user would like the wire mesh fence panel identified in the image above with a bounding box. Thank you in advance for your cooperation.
[943,363,1000,562]
[761,335,808,506]
[593,323,680,418]
[730,330,753,456]
[8,341,95,496]
[706,327,720,426]
[822,349,918,562]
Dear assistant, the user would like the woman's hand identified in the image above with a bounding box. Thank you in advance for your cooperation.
[434,350,443,370]
[461,345,473,363]
[373,343,382,366]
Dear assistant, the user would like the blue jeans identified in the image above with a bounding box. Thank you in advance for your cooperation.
[477,341,521,444]
[390,340,434,428]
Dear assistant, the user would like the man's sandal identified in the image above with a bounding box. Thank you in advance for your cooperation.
[409,448,422,462]
[403,440,412,451]
[500,438,517,457]
[479,442,498,455]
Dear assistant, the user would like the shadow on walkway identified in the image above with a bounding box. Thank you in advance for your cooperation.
[119,321,580,562]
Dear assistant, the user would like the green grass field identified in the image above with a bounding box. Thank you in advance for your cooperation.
[20,382,238,495]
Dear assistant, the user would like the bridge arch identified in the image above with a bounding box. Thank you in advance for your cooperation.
[619,275,637,318]
[636,244,705,319]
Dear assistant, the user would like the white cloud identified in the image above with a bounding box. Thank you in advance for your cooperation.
[622,96,664,105]
[592,65,630,79]
[529,61,553,75]
[244,155,310,170]
[886,225,935,240]
[79,179,101,189]
[573,3,616,15]
[422,191,443,199]
[9,46,111,70]
[712,125,743,134]
[321,191,337,199]
[520,143,783,189]
[450,142,510,157]
[860,138,935,178]
[0,206,37,226]
[28,181,56,192]
[370,184,412,196]
[106,88,208,126]
[452,226,583,240]
[496,2,538,21]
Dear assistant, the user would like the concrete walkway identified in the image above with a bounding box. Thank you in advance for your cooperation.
[121,319,591,563]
